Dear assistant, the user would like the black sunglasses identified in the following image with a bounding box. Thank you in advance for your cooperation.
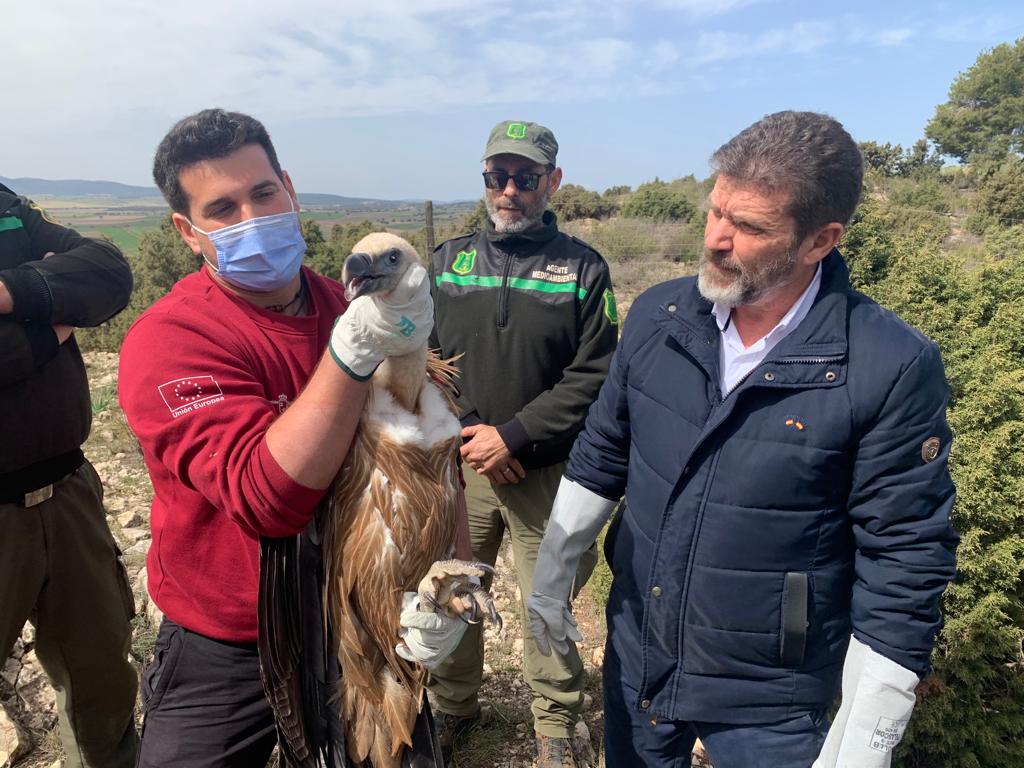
[482,170,548,192]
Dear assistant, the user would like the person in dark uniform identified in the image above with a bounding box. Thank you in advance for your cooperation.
[0,181,137,767]
[427,121,619,768]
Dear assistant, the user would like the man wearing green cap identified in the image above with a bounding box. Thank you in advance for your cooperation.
[427,120,619,767]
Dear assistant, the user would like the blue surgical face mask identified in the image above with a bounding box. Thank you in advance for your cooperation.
[189,195,306,292]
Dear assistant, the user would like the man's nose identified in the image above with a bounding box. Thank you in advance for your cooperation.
[502,177,520,195]
[704,216,734,251]
[238,203,261,222]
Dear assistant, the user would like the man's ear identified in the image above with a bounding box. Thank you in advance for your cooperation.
[801,222,844,266]
[282,170,299,207]
[547,167,563,196]
[171,212,203,255]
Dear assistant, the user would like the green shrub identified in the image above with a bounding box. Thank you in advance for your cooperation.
[888,176,954,214]
[856,231,1024,768]
[976,157,1024,228]
[620,182,695,221]
[550,184,617,221]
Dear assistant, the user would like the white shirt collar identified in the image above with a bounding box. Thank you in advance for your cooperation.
[712,263,823,395]
[711,262,822,338]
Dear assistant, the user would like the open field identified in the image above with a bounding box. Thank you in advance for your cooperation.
[31,196,478,254]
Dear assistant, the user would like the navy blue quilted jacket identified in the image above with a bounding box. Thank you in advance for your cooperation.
[566,250,958,724]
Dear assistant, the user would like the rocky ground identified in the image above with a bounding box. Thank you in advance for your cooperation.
[1,257,708,768]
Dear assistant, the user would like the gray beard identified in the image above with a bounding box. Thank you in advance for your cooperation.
[697,245,799,307]
[486,191,549,234]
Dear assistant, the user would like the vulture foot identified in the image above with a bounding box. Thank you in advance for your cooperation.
[418,559,501,629]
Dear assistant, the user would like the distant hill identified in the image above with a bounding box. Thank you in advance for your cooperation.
[297,192,414,209]
[0,176,461,210]
[1,176,161,199]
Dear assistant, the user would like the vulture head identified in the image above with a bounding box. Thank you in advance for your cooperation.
[343,232,425,302]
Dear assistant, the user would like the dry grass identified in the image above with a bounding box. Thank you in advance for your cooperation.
[562,217,704,264]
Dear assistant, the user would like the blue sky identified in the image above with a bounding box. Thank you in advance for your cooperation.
[4,0,1022,200]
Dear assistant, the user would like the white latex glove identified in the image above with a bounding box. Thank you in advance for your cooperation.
[329,263,433,380]
[395,591,468,669]
[813,636,920,768]
[527,477,617,657]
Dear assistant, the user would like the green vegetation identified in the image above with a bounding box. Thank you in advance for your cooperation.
[550,183,617,222]
[89,216,166,254]
[859,139,944,179]
[926,37,1024,163]
[976,156,1024,228]
[839,40,1024,766]
[844,219,1024,768]
[90,384,117,415]
[620,179,695,221]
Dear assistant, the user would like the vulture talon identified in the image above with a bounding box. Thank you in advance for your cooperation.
[420,592,443,612]
[468,561,496,577]
[487,601,502,631]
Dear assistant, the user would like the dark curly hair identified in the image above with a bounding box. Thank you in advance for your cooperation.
[153,108,284,215]
[710,111,863,240]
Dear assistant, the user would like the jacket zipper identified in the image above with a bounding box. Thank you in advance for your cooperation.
[774,356,844,365]
[722,354,845,398]
[662,351,844,704]
[496,249,514,330]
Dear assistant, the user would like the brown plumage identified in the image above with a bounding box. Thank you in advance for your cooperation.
[319,233,497,767]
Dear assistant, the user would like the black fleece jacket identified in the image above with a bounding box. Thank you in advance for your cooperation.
[0,188,132,485]
[429,211,618,469]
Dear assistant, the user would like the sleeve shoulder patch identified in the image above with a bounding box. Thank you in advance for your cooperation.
[603,288,619,324]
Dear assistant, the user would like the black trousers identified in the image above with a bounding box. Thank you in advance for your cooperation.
[136,619,277,768]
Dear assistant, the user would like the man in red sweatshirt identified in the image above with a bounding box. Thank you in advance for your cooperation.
[119,108,465,766]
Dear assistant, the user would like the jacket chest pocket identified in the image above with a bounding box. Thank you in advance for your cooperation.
[716,389,855,511]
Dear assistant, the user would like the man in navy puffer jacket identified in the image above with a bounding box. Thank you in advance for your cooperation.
[526,111,958,768]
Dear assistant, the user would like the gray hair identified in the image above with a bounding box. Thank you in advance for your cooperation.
[710,111,863,240]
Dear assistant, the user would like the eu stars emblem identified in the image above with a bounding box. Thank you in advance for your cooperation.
[452,249,476,275]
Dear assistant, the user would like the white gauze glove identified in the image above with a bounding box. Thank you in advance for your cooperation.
[527,477,617,656]
[329,262,433,380]
[813,636,920,768]
[395,591,468,670]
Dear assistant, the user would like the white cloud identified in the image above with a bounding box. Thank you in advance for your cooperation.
[648,0,770,17]
[6,0,697,128]
[871,27,915,46]
[7,0,937,136]
[690,21,836,65]
[3,0,1016,193]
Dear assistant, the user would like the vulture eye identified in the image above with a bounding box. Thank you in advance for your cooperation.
[387,249,400,264]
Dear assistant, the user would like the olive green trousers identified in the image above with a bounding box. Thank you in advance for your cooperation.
[0,461,138,768]
[427,462,596,738]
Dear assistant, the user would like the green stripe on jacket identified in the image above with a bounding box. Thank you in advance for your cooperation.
[436,271,588,300]
[0,216,24,233]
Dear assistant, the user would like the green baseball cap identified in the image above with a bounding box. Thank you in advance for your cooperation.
[481,120,558,166]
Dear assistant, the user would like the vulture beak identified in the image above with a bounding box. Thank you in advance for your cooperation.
[343,252,375,300]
